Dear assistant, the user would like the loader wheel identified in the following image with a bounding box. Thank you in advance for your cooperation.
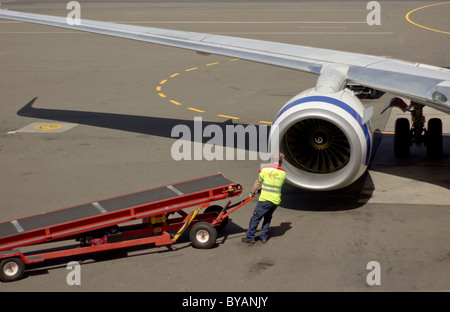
[0,258,25,282]
[204,205,228,231]
[190,222,217,249]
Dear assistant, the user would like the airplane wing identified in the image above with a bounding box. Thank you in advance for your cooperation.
[1,9,449,114]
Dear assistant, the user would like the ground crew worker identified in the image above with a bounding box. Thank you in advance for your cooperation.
[242,153,286,244]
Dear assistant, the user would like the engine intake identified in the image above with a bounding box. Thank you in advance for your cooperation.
[285,118,351,173]
[270,88,372,191]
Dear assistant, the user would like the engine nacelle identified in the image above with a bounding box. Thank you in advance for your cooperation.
[270,88,373,191]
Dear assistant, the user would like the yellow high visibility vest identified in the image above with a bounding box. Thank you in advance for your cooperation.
[258,164,286,205]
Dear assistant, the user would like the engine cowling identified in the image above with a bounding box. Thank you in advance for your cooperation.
[270,88,373,191]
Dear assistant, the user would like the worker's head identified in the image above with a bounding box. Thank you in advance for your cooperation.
[272,153,285,166]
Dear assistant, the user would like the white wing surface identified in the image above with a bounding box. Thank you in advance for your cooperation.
[1,9,449,113]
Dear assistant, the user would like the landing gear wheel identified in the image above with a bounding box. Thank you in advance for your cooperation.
[394,118,411,158]
[427,118,443,159]
[190,222,217,249]
[0,258,25,282]
[204,205,228,231]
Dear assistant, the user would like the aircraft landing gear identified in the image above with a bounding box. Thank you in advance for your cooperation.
[385,98,443,159]
[426,117,443,159]
[394,117,411,158]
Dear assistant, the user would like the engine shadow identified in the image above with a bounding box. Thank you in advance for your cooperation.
[279,130,384,212]
[280,171,374,212]
[281,130,450,211]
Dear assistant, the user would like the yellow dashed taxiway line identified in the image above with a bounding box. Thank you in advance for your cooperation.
[156,58,272,124]
[217,114,240,120]
[170,100,182,106]
[188,107,205,113]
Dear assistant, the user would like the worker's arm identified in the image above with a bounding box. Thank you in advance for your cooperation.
[249,179,262,197]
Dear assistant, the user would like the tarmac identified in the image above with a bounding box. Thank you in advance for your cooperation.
[0,1,449,292]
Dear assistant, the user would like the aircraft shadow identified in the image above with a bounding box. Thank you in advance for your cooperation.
[279,131,384,212]
[280,171,374,212]
[369,133,450,190]
[17,97,270,153]
[17,98,449,212]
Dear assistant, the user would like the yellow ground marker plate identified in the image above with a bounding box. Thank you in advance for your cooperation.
[34,124,63,131]
[11,122,78,133]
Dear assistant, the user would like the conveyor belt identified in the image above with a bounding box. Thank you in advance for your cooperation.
[0,174,237,249]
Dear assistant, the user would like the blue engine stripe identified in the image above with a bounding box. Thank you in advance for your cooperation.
[274,95,371,165]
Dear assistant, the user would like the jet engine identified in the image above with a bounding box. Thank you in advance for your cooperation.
[270,88,373,191]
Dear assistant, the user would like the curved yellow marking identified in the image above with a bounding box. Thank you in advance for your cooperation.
[156,59,273,123]
[405,2,450,34]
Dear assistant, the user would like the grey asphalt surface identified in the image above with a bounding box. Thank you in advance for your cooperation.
[0,1,449,292]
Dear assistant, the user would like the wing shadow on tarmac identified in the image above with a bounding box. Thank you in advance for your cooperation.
[18,97,269,153]
[17,98,449,212]
[17,97,378,211]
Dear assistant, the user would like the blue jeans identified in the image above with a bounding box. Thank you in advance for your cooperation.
[246,201,278,241]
